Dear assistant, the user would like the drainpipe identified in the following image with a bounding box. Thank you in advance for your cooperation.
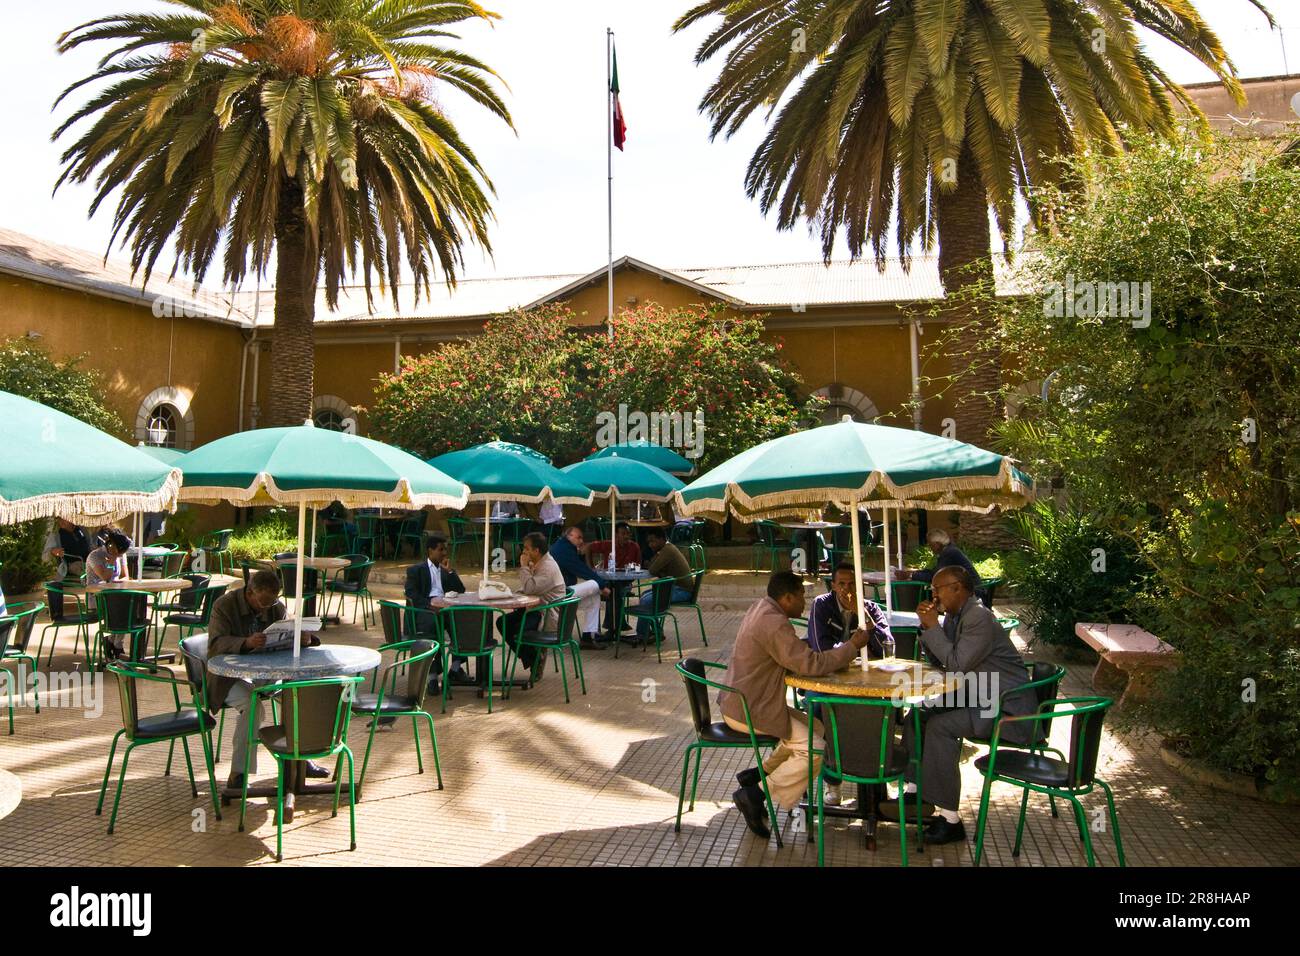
[394,335,402,374]
[909,317,923,430]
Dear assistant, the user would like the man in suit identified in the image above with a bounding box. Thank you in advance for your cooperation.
[405,533,471,692]
[550,526,611,649]
[907,528,982,593]
[806,562,893,657]
[901,565,1033,844]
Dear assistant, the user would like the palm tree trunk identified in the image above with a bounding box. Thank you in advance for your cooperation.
[935,142,1015,549]
[267,175,316,428]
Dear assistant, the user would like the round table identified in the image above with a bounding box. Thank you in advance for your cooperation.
[600,568,650,641]
[83,578,190,594]
[208,644,381,820]
[786,661,960,850]
[783,522,843,573]
[265,556,351,572]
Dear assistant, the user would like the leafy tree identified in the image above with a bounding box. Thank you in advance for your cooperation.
[0,338,128,594]
[673,0,1269,545]
[370,303,822,470]
[54,0,511,427]
[994,129,1300,793]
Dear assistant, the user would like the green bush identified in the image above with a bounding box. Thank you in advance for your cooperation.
[0,522,55,597]
[905,544,1004,583]
[1004,502,1147,648]
[227,510,300,563]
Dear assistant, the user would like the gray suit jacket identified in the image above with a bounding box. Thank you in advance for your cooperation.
[920,595,1034,737]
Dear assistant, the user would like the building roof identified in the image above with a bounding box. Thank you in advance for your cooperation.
[0,227,251,326]
[2,225,1024,329]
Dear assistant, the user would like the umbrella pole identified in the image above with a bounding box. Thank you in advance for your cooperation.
[882,504,893,621]
[609,492,616,570]
[896,509,903,568]
[294,500,306,661]
[850,504,868,673]
[311,507,317,559]
[483,499,491,583]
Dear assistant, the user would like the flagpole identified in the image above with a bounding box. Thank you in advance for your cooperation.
[606,27,615,343]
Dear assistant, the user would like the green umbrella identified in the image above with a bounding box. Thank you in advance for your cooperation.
[136,445,188,467]
[585,441,696,476]
[180,421,468,656]
[674,417,1033,641]
[429,441,594,582]
[0,391,180,525]
[561,456,685,571]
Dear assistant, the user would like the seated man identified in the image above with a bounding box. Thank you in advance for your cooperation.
[206,570,325,789]
[907,528,981,593]
[497,532,567,682]
[586,521,641,570]
[405,533,470,692]
[550,526,611,649]
[629,529,692,646]
[721,572,869,838]
[52,519,92,577]
[807,562,893,657]
[86,530,131,587]
[901,565,1034,844]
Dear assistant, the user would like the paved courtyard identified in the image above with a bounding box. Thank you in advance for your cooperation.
[2,577,1298,867]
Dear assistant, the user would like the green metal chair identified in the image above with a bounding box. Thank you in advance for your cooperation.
[318,516,351,556]
[978,576,1004,609]
[96,661,222,834]
[0,602,46,730]
[871,579,931,612]
[198,529,234,575]
[674,658,784,846]
[352,514,383,560]
[809,695,926,866]
[277,562,323,617]
[439,605,507,714]
[94,589,155,669]
[973,696,1125,867]
[177,634,230,765]
[351,638,444,792]
[686,543,707,572]
[238,675,362,862]
[446,516,481,565]
[39,581,97,666]
[669,567,710,648]
[503,593,585,703]
[623,576,683,663]
[323,558,376,629]
[751,520,789,571]
[395,514,427,559]
[152,573,210,646]
[157,584,225,655]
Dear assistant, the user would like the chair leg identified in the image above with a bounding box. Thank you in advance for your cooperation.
[816,775,825,867]
[440,656,450,713]
[275,761,285,862]
[695,606,708,647]
[688,747,703,810]
[197,724,222,821]
[358,709,381,792]
[180,737,198,797]
[1012,786,1031,857]
[341,745,357,851]
[973,774,995,866]
[420,712,443,789]
[96,730,124,815]
[411,715,424,774]
[106,742,136,834]
[1070,796,1096,866]
[1097,778,1126,866]
[556,647,571,703]
[571,642,587,696]
[165,739,175,776]
[215,708,226,763]
[675,745,695,832]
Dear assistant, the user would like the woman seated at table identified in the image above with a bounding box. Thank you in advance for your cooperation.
[86,531,131,587]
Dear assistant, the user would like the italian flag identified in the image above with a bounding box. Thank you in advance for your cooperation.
[611,45,627,151]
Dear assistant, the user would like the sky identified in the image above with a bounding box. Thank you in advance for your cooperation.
[0,0,1294,286]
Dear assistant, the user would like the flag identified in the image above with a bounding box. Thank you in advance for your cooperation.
[611,45,627,151]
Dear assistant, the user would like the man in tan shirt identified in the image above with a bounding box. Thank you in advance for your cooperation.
[720,571,867,837]
[497,532,567,681]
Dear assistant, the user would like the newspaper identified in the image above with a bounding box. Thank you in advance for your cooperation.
[257,618,323,652]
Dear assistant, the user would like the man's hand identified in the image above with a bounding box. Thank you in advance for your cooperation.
[440,557,453,571]
[848,628,871,650]
[600,587,611,599]
[917,599,941,629]
[243,633,267,651]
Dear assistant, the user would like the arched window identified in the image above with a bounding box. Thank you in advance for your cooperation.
[145,404,179,447]
[811,384,880,424]
[312,395,356,434]
[135,386,195,449]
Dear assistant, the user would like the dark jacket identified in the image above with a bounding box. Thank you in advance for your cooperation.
[911,544,982,590]
[806,590,893,657]
[58,526,92,561]
[550,537,607,589]
[205,587,287,711]
[404,560,467,609]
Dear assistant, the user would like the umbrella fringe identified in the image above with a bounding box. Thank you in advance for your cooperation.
[180,473,468,511]
[0,469,182,525]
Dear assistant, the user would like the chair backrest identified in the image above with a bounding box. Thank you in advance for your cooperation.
[685,569,705,603]
[0,616,15,659]
[2,602,45,653]
[273,551,298,562]
[44,581,82,621]
[891,626,921,662]
[677,658,712,735]
[272,677,361,758]
[820,696,898,783]
[239,560,256,585]
[443,606,499,654]
[646,577,676,615]
[755,521,779,546]
[889,580,929,612]
[96,590,151,633]
[207,529,233,550]
[343,560,373,587]
[546,594,580,642]
[398,640,439,707]
[378,600,406,644]
[159,550,187,577]
[193,585,225,624]
[178,635,209,696]
[400,514,424,535]
[341,553,369,566]
[176,573,211,610]
[278,565,322,598]
[1064,699,1112,788]
[1025,662,1066,744]
[687,543,707,572]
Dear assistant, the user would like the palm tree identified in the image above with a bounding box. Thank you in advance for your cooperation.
[55,0,512,427]
[675,0,1270,544]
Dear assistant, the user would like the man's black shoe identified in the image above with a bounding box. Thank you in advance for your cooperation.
[923,818,967,845]
[619,633,644,646]
[877,796,936,822]
[732,786,771,839]
[449,667,477,686]
[226,774,245,792]
[304,761,331,779]
[736,766,761,789]
[426,679,442,697]
[579,634,608,650]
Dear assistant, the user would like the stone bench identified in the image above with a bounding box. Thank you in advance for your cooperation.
[1074,622,1179,705]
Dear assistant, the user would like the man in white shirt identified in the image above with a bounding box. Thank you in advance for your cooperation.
[497,532,567,681]
[404,533,469,692]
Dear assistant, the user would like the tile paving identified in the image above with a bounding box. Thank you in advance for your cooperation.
[2,578,1297,867]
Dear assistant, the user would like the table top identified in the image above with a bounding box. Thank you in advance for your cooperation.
[427,592,541,610]
[469,516,529,524]
[602,568,650,582]
[267,556,351,571]
[132,546,178,558]
[862,569,919,584]
[82,578,190,594]
[783,521,844,530]
[207,644,381,681]
[207,574,243,590]
[626,520,668,527]
[785,661,960,700]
